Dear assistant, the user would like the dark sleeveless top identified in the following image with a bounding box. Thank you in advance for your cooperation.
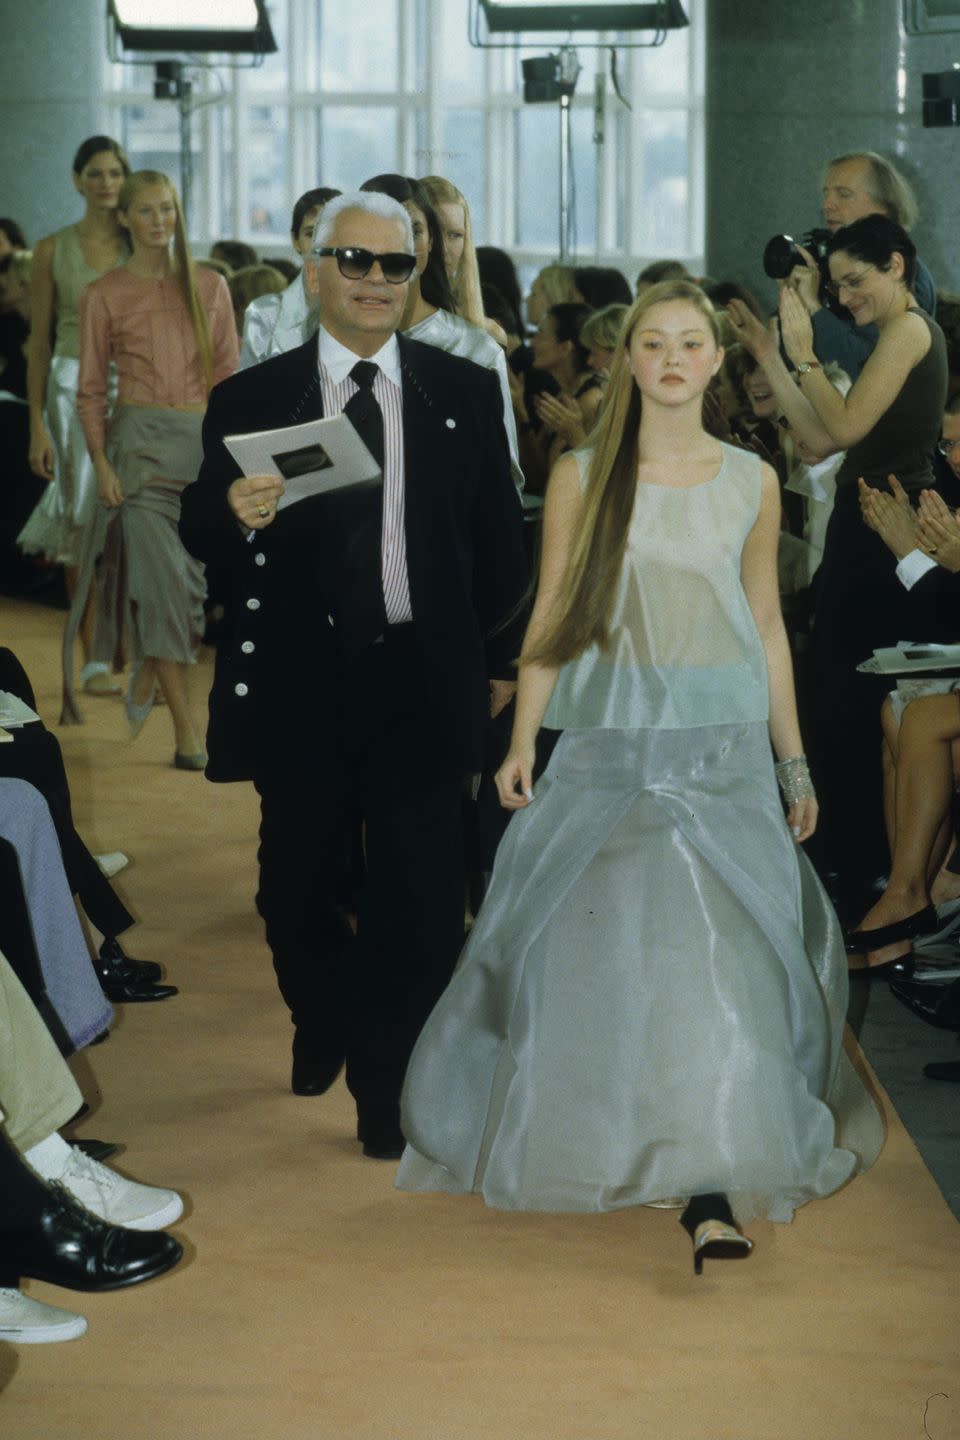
[837,310,947,493]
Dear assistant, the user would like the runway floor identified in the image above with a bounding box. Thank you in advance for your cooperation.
[2,597,959,1440]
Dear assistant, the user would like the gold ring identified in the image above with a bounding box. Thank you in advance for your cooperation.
[256,504,270,519]
[928,545,938,555]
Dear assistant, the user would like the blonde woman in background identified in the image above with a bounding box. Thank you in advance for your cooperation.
[70,170,238,763]
[419,175,507,348]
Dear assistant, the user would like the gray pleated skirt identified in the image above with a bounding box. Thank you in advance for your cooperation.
[397,723,885,1224]
[61,404,206,723]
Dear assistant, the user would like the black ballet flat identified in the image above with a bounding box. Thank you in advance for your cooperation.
[847,953,916,982]
[842,904,937,955]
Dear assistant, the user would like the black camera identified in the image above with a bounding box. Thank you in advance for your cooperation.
[762,227,832,281]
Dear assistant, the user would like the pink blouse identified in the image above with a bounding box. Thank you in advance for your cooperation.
[77,265,239,452]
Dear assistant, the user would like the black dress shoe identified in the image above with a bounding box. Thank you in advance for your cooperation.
[99,937,163,983]
[890,978,960,1031]
[97,961,178,1003]
[4,1184,182,1292]
[924,1059,960,1082]
[290,1032,344,1097]
[356,1103,405,1160]
[843,904,937,954]
[70,1138,121,1163]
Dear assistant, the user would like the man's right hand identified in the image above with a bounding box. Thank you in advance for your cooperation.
[228,474,285,530]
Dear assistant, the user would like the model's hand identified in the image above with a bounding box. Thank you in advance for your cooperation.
[858,475,917,559]
[495,744,536,810]
[29,424,55,481]
[95,459,123,508]
[726,299,776,364]
[787,796,818,843]
[534,392,585,446]
[228,474,284,530]
[489,678,517,719]
[778,286,817,367]
[784,245,822,315]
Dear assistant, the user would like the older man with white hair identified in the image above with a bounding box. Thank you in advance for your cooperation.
[180,192,528,1160]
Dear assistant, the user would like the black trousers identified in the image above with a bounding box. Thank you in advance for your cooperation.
[254,626,465,1115]
[0,648,133,940]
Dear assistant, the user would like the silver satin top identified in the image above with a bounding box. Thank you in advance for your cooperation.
[544,441,769,731]
[405,309,523,491]
[238,271,316,368]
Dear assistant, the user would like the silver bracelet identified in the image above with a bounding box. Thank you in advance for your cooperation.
[774,755,816,804]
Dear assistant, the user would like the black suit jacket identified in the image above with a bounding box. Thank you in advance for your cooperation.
[180,332,529,782]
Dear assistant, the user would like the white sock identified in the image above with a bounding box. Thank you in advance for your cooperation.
[23,1132,73,1182]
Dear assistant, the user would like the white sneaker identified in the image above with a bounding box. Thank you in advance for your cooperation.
[95,852,130,878]
[55,1149,183,1232]
[0,1288,87,1344]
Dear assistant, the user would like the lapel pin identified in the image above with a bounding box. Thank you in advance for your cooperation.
[445,417,456,429]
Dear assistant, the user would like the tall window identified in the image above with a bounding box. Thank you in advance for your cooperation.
[104,0,705,277]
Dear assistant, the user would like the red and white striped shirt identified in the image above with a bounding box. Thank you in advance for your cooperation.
[317,327,412,624]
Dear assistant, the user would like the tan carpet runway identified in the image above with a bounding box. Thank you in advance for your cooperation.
[2,597,959,1440]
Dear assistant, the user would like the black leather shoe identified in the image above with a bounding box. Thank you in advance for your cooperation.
[357,1104,405,1160]
[4,1183,183,1292]
[97,961,178,1003]
[843,904,937,954]
[923,1059,960,1082]
[890,978,960,1031]
[99,937,163,983]
[70,1139,120,1163]
[291,1032,344,1097]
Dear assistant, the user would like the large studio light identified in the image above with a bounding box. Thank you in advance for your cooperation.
[108,0,277,55]
[478,1,688,32]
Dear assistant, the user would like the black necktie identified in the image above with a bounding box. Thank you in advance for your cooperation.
[343,360,384,472]
[334,360,387,652]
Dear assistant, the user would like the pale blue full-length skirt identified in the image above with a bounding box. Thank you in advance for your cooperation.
[396,723,884,1224]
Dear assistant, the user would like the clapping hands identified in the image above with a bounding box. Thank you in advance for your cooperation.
[916,488,960,572]
[534,391,585,447]
[858,474,917,559]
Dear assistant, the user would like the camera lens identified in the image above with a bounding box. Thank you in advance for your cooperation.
[763,234,799,280]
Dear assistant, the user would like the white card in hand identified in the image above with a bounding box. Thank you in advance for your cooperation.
[224,414,381,511]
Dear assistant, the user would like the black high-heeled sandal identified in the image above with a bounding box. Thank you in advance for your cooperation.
[842,904,936,955]
[679,1193,753,1276]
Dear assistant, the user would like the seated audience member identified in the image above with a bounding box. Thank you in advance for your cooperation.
[518,301,601,493]
[572,265,632,308]
[0,647,174,1003]
[701,277,764,319]
[209,238,257,272]
[228,263,286,341]
[0,949,183,1343]
[0,218,27,256]
[239,186,341,368]
[635,258,692,295]
[784,150,936,380]
[524,262,579,331]
[476,245,526,348]
[195,256,233,280]
[931,390,960,509]
[579,302,628,377]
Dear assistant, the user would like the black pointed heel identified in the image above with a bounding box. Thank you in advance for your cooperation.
[842,904,936,955]
[679,1193,753,1276]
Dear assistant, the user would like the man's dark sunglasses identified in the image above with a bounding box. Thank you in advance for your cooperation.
[313,246,416,284]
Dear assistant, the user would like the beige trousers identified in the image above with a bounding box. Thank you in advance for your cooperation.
[0,948,82,1152]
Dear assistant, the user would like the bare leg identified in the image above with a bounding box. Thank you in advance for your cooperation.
[153,659,203,757]
[853,694,960,967]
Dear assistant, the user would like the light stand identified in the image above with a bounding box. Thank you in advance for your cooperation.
[154,62,194,226]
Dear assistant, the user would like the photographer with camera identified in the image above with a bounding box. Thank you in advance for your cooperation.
[768,152,936,381]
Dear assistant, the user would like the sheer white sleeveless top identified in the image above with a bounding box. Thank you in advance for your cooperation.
[543,441,770,732]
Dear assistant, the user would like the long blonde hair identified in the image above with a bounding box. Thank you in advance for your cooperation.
[118,170,214,392]
[525,281,722,668]
[419,174,485,327]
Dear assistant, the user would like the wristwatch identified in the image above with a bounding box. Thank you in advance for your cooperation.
[796,360,822,377]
